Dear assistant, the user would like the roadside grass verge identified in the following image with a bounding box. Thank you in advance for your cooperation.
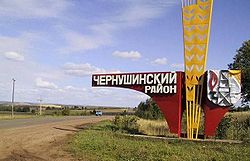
[0,114,36,120]
[69,121,250,161]
[0,113,64,120]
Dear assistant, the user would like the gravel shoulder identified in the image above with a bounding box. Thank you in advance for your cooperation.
[0,116,113,161]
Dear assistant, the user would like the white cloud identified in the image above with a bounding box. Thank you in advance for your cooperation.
[64,85,87,92]
[0,35,28,53]
[151,57,167,65]
[3,51,24,61]
[63,62,106,77]
[91,1,178,30]
[60,1,178,53]
[60,30,112,53]
[0,32,43,59]
[115,1,176,27]
[171,63,184,69]
[91,88,113,97]
[112,51,141,60]
[35,78,58,89]
[0,0,71,19]
[35,71,64,81]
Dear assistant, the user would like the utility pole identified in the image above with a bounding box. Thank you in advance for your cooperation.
[11,78,16,119]
[38,98,42,115]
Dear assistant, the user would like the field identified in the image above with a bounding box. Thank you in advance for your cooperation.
[69,120,250,161]
[0,108,134,120]
[68,108,134,116]
[0,112,36,120]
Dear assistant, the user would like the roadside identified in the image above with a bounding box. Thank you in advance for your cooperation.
[70,120,250,161]
[0,116,113,161]
[0,116,90,129]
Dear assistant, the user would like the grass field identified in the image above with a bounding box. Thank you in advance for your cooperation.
[69,121,250,161]
[44,108,134,116]
[0,114,36,120]
[0,111,37,120]
[0,108,135,120]
[137,119,172,137]
[0,113,62,120]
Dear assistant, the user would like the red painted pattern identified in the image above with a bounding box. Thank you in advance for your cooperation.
[204,99,229,136]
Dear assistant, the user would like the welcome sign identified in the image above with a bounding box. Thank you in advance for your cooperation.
[92,70,241,138]
[92,72,177,94]
[92,71,184,137]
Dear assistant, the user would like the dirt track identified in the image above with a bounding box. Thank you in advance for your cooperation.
[0,116,113,161]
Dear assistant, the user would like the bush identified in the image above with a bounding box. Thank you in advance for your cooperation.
[216,115,233,139]
[53,110,62,116]
[113,115,140,134]
[135,98,163,120]
[31,109,36,114]
[0,105,11,111]
[15,107,30,112]
[216,113,250,140]
[80,111,88,116]
[62,109,70,116]
[90,109,96,115]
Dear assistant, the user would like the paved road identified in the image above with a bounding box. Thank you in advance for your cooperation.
[0,116,97,129]
[0,115,113,161]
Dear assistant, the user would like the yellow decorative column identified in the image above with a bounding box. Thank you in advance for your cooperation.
[181,0,213,139]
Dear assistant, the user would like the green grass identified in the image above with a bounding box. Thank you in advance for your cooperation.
[0,114,36,120]
[44,108,134,116]
[0,113,64,120]
[69,121,250,161]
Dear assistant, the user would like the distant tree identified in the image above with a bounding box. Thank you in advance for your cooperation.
[15,106,30,112]
[135,98,163,120]
[15,107,22,112]
[90,109,96,115]
[31,109,36,114]
[121,110,127,116]
[62,109,70,116]
[22,107,30,112]
[228,40,250,103]
[0,105,11,111]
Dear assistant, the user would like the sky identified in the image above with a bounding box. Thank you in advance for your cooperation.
[0,0,249,107]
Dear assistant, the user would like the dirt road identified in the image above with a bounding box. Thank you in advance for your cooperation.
[0,116,113,161]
